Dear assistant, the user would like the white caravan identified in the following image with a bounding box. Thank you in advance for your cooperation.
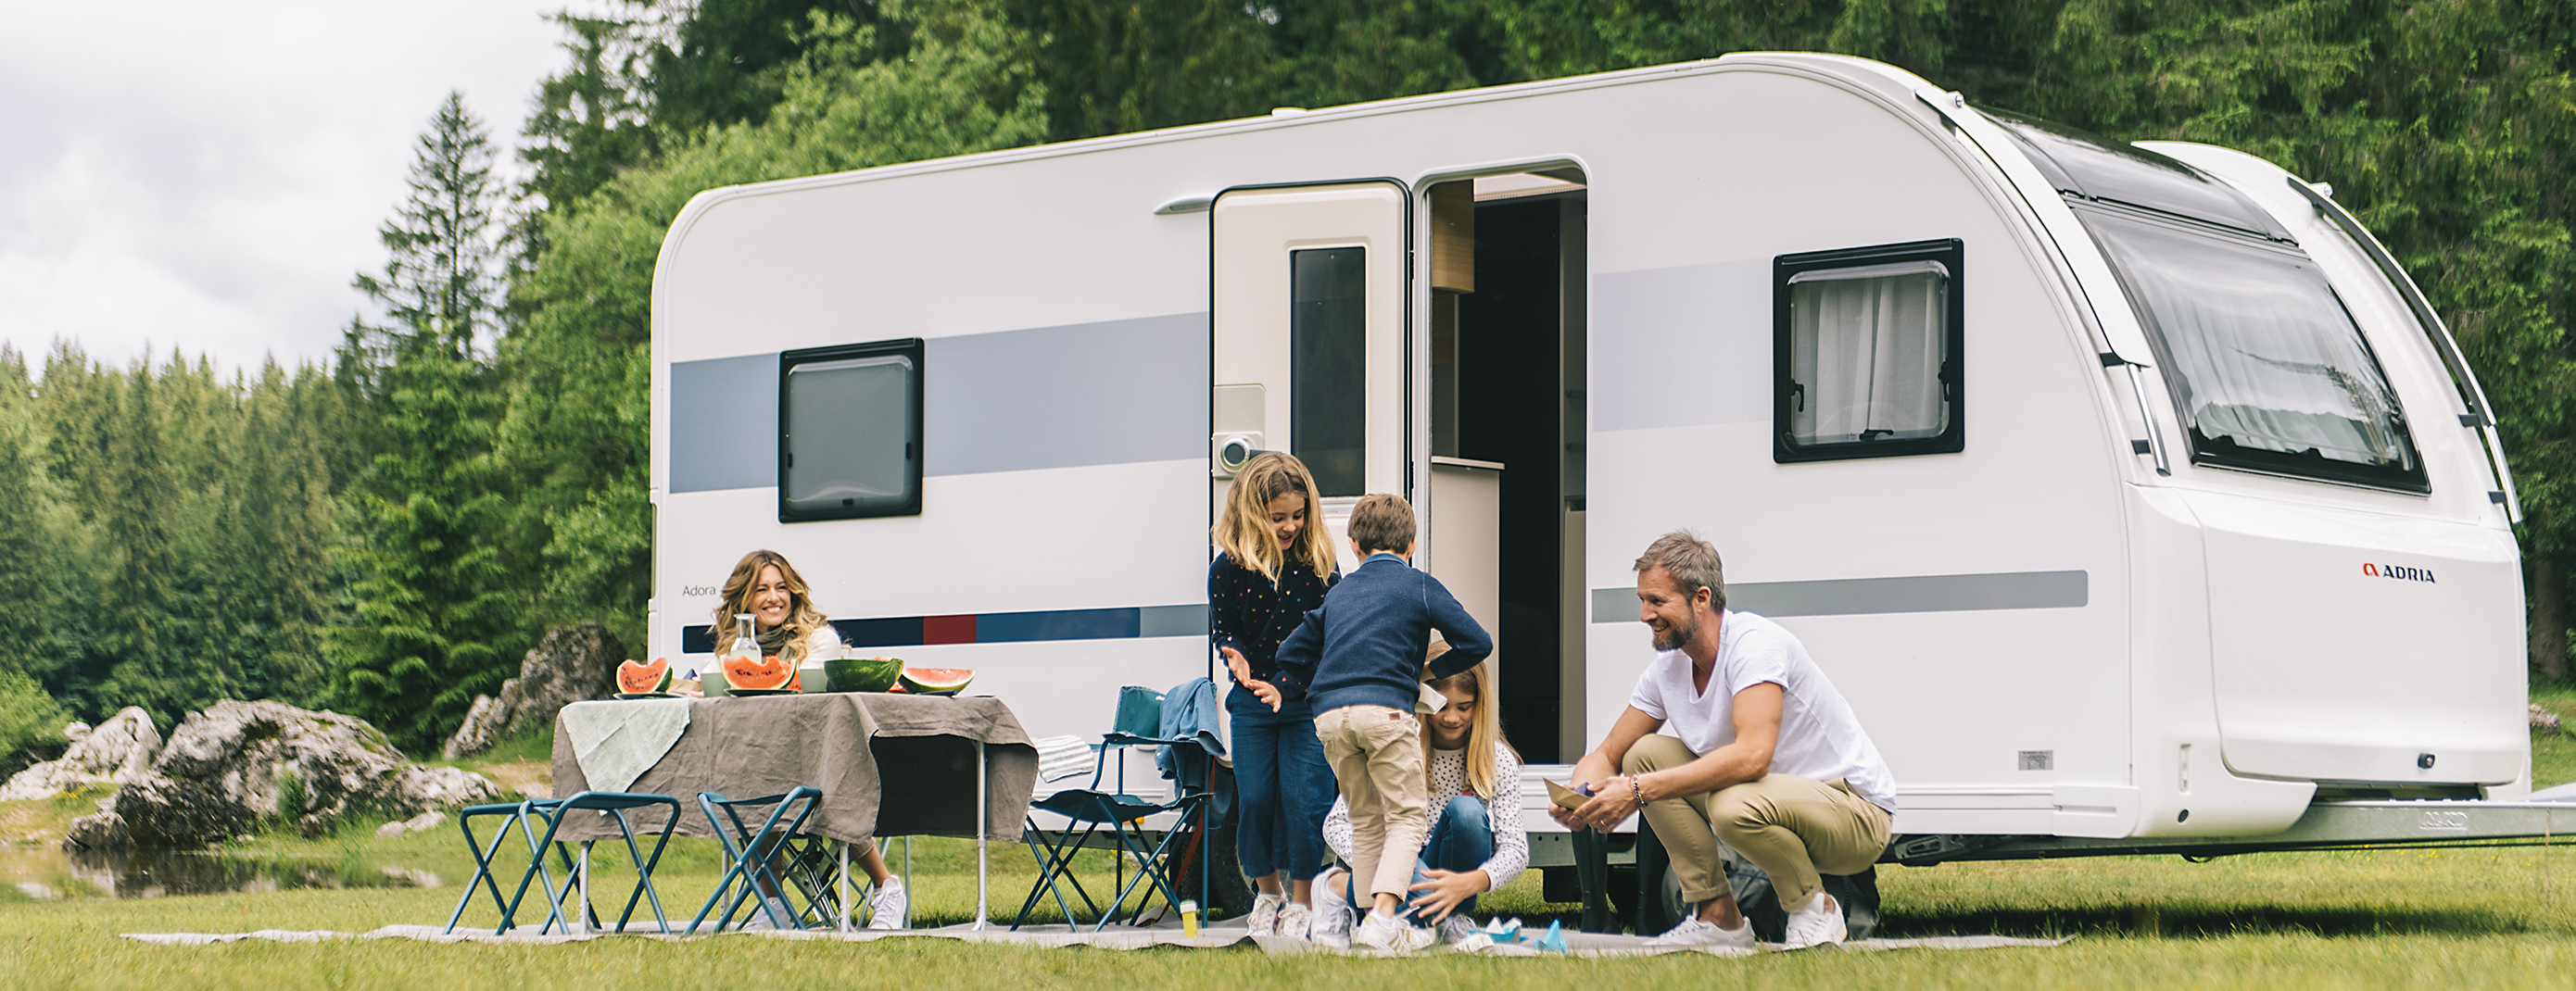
[648,51,2561,878]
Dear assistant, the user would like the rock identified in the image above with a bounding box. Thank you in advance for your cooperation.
[2,708,164,801]
[393,766,499,811]
[2533,704,2564,735]
[62,721,91,742]
[374,809,448,839]
[442,621,625,759]
[113,699,499,847]
[62,810,131,853]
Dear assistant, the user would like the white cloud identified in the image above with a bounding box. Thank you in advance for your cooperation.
[0,0,585,376]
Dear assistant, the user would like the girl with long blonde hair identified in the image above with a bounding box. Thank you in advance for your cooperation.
[1208,452,1342,939]
[1314,651,1527,944]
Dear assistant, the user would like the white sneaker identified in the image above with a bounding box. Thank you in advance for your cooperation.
[1245,891,1284,936]
[1307,876,1353,947]
[1436,913,1478,944]
[1782,893,1848,948]
[1274,902,1313,940]
[1353,912,1435,955]
[1645,914,1757,949]
[866,877,908,930]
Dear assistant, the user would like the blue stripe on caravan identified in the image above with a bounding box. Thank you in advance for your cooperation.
[1590,571,2090,621]
[679,604,1212,653]
[663,312,1210,494]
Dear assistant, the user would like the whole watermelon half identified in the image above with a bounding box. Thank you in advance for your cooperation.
[825,657,904,692]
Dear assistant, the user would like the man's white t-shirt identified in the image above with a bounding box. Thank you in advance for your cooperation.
[1627,610,1898,812]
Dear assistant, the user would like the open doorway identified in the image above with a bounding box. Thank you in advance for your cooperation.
[1427,171,1586,763]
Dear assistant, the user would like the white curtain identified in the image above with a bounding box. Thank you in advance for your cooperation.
[1789,261,1950,445]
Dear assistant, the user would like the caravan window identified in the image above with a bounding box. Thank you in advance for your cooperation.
[778,338,925,521]
[2077,206,2427,492]
[1774,239,1966,463]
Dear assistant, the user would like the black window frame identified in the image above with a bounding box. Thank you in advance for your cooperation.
[1774,238,1967,464]
[777,337,926,522]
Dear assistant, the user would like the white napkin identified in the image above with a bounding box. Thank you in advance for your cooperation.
[558,698,693,794]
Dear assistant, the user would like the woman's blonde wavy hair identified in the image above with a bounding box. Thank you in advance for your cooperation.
[1212,452,1338,585]
[1423,642,1511,800]
[715,549,830,660]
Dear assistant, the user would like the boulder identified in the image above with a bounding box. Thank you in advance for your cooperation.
[375,809,448,839]
[443,621,625,759]
[1,708,164,801]
[113,699,499,847]
[62,810,131,853]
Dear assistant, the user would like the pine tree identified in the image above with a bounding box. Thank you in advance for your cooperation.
[0,350,57,696]
[329,94,524,750]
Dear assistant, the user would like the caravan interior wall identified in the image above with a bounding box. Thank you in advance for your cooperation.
[650,52,2525,841]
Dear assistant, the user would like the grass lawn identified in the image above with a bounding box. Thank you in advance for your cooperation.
[5,722,2576,988]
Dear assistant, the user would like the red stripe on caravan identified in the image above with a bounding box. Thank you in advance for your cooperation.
[921,614,977,645]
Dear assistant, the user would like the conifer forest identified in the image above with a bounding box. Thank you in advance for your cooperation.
[0,0,2568,756]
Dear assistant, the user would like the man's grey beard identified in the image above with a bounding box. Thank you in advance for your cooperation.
[1653,616,1696,651]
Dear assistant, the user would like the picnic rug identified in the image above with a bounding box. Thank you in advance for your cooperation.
[122,921,2067,957]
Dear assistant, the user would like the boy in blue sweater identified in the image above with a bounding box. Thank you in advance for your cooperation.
[1271,494,1490,952]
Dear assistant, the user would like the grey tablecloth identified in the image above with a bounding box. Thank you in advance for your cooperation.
[549,693,1036,845]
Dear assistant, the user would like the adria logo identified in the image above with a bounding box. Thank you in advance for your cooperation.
[2362,562,2437,583]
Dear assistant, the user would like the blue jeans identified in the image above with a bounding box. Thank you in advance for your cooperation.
[1347,795,1495,918]
[1228,687,1335,880]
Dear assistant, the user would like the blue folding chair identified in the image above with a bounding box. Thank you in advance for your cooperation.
[687,787,842,933]
[444,791,681,935]
[1013,685,1215,931]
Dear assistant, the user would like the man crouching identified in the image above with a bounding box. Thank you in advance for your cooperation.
[1553,531,1897,949]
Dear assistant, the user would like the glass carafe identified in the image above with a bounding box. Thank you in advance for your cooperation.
[711,612,758,697]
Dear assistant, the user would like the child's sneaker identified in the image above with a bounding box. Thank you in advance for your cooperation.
[1307,873,1353,947]
[1274,902,1313,940]
[1245,891,1284,936]
[1781,893,1848,949]
[1644,914,1755,949]
[1354,913,1434,955]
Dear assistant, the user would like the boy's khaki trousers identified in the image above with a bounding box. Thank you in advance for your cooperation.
[1622,734,1891,909]
[1315,704,1428,902]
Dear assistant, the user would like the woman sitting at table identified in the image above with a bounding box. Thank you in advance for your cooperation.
[713,548,908,929]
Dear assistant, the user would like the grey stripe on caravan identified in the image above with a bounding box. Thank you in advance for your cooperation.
[1589,570,2088,621]
[1591,257,1770,432]
[666,312,1208,493]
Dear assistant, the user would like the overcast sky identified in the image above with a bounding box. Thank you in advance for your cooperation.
[0,1,585,377]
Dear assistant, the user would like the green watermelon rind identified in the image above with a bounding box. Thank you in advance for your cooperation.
[825,658,904,693]
[898,668,974,696]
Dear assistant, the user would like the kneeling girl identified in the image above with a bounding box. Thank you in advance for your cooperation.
[1318,655,1526,942]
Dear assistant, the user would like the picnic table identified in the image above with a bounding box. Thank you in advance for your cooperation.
[549,691,1040,929]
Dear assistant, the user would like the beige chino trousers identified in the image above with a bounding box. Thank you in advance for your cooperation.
[1623,734,1891,908]
[1315,704,1429,901]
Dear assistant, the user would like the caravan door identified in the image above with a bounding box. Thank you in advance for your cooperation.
[1210,182,1410,570]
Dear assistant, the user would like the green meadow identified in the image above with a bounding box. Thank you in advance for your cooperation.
[7,707,2576,991]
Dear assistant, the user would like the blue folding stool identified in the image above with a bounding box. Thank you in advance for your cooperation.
[687,786,840,933]
[444,791,681,935]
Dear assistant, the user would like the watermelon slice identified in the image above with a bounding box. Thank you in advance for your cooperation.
[725,654,797,691]
[898,668,974,696]
[617,658,673,695]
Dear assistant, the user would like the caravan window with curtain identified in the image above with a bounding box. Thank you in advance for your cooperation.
[2076,205,2426,492]
[1774,239,1965,463]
